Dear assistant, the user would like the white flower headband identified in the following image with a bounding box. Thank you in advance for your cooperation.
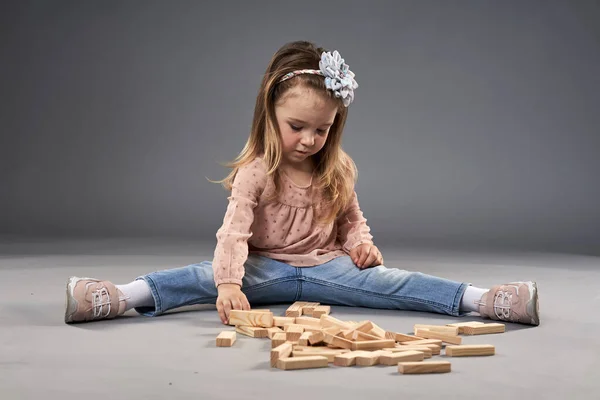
[277,50,358,107]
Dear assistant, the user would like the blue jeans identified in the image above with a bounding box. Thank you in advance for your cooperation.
[134,254,468,317]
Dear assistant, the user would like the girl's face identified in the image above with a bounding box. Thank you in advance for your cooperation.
[274,85,338,169]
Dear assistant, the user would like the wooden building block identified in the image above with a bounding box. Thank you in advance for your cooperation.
[308,331,325,345]
[406,339,443,347]
[311,305,331,317]
[351,330,381,341]
[340,320,375,339]
[235,326,268,338]
[266,326,283,339]
[273,316,295,327]
[356,351,385,366]
[298,332,313,346]
[389,346,432,358]
[228,310,273,328]
[414,324,459,335]
[333,351,371,367]
[446,321,485,333]
[295,325,323,333]
[379,350,424,365]
[414,329,462,345]
[301,302,320,316]
[216,331,236,347]
[276,356,329,370]
[368,322,387,339]
[295,316,322,327]
[462,323,505,335]
[292,349,349,362]
[385,331,424,343]
[320,315,352,329]
[351,339,396,351]
[323,333,354,350]
[286,325,304,342]
[270,342,293,367]
[286,302,308,317]
[446,344,495,357]
[398,361,451,374]
[283,324,304,332]
[271,332,287,348]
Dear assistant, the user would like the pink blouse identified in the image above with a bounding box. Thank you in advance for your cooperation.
[212,156,374,286]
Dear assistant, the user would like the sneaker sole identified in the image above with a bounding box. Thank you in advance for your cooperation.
[64,276,97,324]
[516,280,539,326]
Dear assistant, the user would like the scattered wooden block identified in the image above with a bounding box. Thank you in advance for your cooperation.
[271,332,287,348]
[405,339,443,347]
[368,322,387,339]
[273,316,295,327]
[308,331,325,345]
[236,326,268,338]
[414,329,462,345]
[301,302,320,316]
[385,331,424,343]
[446,344,495,357]
[379,350,424,365]
[351,330,381,341]
[389,346,432,358]
[216,331,236,347]
[266,326,283,339]
[414,324,459,335]
[351,339,396,351]
[295,324,324,333]
[323,333,354,350]
[285,325,304,342]
[311,305,331,317]
[398,361,451,374]
[320,315,352,329]
[462,323,505,335]
[286,302,308,317]
[294,316,321,327]
[276,356,329,370]
[298,332,312,346]
[292,349,349,362]
[333,351,371,367]
[283,324,304,332]
[355,350,385,366]
[270,342,293,367]
[446,321,485,333]
[228,310,273,328]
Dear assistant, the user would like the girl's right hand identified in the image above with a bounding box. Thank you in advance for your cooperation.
[216,283,251,325]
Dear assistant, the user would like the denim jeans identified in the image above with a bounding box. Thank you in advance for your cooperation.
[134,254,468,317]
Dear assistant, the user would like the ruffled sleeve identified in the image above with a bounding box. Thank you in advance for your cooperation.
[336,190,374,253]
[212,158,267,287]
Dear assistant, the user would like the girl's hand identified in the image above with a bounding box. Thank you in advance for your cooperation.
[216,283,251,324]
[350,243,384,269]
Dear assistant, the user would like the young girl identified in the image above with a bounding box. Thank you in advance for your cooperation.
[64,40,540,326]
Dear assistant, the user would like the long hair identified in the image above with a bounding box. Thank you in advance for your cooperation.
[207,40,358,226]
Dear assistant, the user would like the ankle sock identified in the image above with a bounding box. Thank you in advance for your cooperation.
[116,279,154,311]
[460,285,489,313]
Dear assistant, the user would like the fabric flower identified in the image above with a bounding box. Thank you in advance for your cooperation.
[319,50,358,107]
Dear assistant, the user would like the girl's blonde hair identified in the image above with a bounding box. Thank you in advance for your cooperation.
[208,40,358,226]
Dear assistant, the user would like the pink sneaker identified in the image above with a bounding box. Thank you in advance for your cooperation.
[64,277,126,323]
[477,281,540,326]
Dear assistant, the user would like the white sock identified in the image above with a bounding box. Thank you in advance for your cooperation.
[116,279,154,311]
[460,285,489,313]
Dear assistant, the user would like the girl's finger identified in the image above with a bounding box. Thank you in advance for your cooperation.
[217,301,227,324]
[223,300,233,323]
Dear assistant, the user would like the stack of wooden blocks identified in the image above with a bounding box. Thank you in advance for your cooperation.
[215,301,504,374]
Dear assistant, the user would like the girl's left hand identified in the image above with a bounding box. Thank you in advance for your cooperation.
[350,243,384,269]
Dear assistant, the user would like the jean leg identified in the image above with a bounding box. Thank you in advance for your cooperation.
[134,254,300,316]
[300,255,468,316]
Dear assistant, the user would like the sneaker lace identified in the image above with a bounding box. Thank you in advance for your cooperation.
[91,286,112,319]
[493,290,512,319]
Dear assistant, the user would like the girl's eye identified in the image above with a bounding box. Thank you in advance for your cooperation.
[290,125,302,131]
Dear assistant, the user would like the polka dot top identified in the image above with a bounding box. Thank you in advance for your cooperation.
[212,156,374,287]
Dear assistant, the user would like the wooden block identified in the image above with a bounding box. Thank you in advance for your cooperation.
[301,302,320,316]
[273,316,295,327]
[356,350,385,366]
[295,325,324,333]
[323,333,354,350]
[340,320,375,339]
[398,361,451,374]
[320,315,352,329]
[414,324,459,335]
[286,302,308,317]
[351,330,381,341]
[333,351,371,367]
[228,310,273,328]
[405,339,443,347]
[446,321,485,333]
[389,346,432,358]
[271,332,287,348]
[294,346,349,354]
[368,322,387,339]
[270,342,293,367]
[276,356,329,370]
[379,350,424,365]
[351,339,396,351]
[235,326,268,338]
[462,323,505,335]
[266,326,283,339]
[385,331,424,342]
[285,325,304,342]
[446,344,495,357]
[298,332,312,346]
[311,305,331,317]
[283,324,304,332]
[216,331,236,347]
[294,316,322,327]
[308,330,325,345]
[414,329,462,345]
[292,349,349,362]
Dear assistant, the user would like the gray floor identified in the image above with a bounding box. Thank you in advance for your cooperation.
[1,237,598,399]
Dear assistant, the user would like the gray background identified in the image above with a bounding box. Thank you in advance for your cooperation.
[1,0,599,255]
